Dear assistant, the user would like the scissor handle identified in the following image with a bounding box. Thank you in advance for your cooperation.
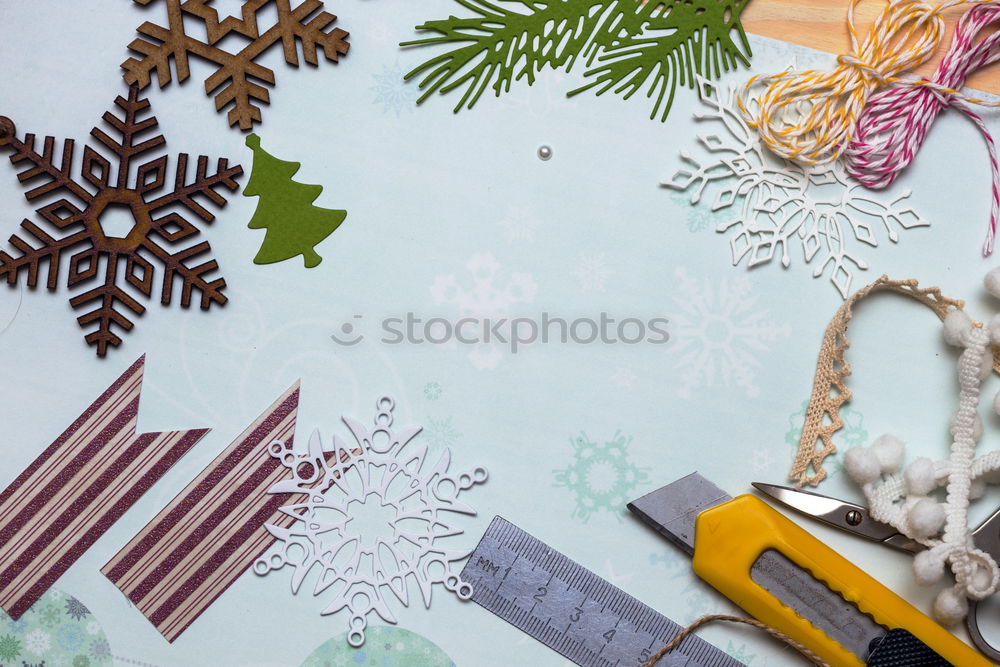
[967,600,1000,662]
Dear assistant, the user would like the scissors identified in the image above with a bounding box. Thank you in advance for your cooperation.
[752,481,1000,662]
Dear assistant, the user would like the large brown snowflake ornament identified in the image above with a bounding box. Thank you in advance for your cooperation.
[0,87,243,356]
[124,0,350,130]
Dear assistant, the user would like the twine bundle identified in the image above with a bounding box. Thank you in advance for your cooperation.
[738,0,1000,252]
[737,0,965,165]
[845,2,1000,254]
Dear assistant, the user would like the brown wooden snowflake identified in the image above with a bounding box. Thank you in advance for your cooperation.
[124,0,350,130]
[0,87,243,356]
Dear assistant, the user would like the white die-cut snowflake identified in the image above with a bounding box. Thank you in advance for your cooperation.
[664,76,929,298]
[253,397,488,647]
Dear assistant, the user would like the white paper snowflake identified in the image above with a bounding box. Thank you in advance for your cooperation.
[671,267,791,398]
[253,397,488,647]
[572,253,614,293]
[664,77,929,298]
[430,253,538,369]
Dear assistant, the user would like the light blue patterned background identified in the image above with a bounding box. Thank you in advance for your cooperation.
[1,1,999,665]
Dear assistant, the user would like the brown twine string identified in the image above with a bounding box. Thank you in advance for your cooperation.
[642,614,831,667]
[787,275,996,488]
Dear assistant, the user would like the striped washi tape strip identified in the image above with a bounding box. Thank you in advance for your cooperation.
[102,381,351,642]
[0,355,207,619]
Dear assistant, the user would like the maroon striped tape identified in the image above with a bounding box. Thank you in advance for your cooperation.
[103,383,303,642]
[0,356,207,619]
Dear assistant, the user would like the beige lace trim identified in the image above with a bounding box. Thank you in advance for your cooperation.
[789,276,998,487]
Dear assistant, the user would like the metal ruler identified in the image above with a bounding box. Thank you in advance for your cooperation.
[460,516,744,667]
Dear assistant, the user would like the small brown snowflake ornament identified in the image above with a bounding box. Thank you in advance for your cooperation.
[0,87,243,356]
[124,0,350,130]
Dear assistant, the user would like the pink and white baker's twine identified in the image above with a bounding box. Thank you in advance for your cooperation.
[845,2,1000,255]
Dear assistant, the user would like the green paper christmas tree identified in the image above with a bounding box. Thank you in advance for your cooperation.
[243,134,347,268]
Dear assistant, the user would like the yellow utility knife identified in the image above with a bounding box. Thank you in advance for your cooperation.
[627,472,990,667]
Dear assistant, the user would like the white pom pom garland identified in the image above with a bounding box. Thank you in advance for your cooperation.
[979,350,995,380]
[933,587,968,627]
[847,277,1000,625]
[984,266,1000,299]
[871,434,905,472]
[908,498,945,538]
[904,457,937,496]
[914,549,946,586]
[844,447,882,485]
[988,313,1000,344]
[943,309,972,346]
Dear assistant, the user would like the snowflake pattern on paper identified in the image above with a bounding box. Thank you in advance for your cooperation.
[254,397,487,647]
[572,253,613,293]
[670,268,791,398]
[24,629,49,655]
[0,634,20,661]
[0,88,242,356]
[785,399,867,479]
[553,431,649,523]
[726,641,757,665]
[498,205,541,242]
[611,367,637,389]
[430,253,538,369]
[424,416,461,451]
[668,191,714,233]
[663,77,929,298]
[301,626,456,667]
[751,448,774,475]
[423,381,442,400]
[123,0,350,130]
[0,590,110,667]
[648,552,720,620]
[370,62,418,117]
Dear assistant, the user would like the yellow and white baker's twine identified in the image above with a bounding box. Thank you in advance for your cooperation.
[737,0,1000,167]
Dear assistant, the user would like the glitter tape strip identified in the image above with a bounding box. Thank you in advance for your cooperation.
[0,355,207,619]
[102,382,351,642]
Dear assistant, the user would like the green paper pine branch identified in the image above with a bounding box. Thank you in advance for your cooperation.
[243,134,346,269]
[401,0,752,121]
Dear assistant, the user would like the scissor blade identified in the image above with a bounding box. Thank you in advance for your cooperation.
[972,506,1000,558]
[752,482,906,544]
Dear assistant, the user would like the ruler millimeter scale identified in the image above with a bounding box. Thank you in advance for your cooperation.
[460,516,743,667]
